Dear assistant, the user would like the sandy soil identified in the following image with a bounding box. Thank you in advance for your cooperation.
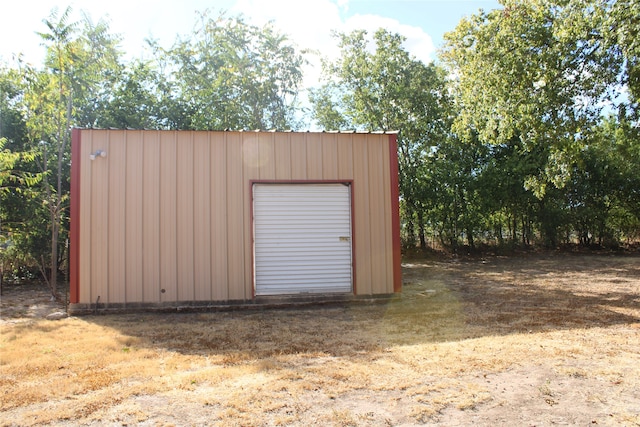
[1,252,639,426]
[0,281,68,320]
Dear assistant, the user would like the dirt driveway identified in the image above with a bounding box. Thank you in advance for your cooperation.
[1,253,639,426]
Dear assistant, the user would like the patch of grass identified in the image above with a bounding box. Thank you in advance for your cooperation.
[1,254,639,426]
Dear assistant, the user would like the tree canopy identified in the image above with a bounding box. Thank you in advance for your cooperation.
[310,28,452,245]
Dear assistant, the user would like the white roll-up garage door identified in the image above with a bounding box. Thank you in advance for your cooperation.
[253,183,353,296]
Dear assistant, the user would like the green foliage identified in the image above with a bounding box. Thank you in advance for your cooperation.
[0,74,46,281]
[311,28,451,246]
[158,11,305,130]
[0,138,41,191]
[420,134,488,250]
[441,0,623,197]
[95,60,165,129]
[432,0,639,249]
[1,7,123,294]
[608,0,640,110]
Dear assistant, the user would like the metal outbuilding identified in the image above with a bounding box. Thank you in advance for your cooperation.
[69,129,401,313]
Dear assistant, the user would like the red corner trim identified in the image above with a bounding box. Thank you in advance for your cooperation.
[389,134,402,292]
[69,128,81,304]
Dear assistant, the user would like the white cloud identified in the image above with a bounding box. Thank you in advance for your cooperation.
[229,0,435,89]
[1,0,435,104]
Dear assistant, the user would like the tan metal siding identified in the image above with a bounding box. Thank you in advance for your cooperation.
[274,133,292,180]
[352,134,372,295]
[107,131,126,304]
[259,133,276,180]
[382,139,395,292]
[211,133,228,301]
[124,132,143,304]
[306,133,323,179]
[290,134,307,179]
[226,132,245,300]
[78,131,92,304]
[159,131,178,302]
[77,130,397,305]
[368,134,387,295]
[322,133,339,179]
[90,131,109,304]
[176,132,195,301]
[242,136,259,299]
[337,134,354,180]
[193,132,212,301]
[143,132,161,303]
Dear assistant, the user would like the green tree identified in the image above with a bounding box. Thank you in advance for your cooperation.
[440,0,635,247]
[160,11,305,130]
[311,29,451,247]
[0,67,44,289]
[420,134,487,251]
[441,0,623,196]
[573,115,640,244]
[608,0,640,112]
[96,60,165,129]
[475,137,541,247]
[13,7,122,298]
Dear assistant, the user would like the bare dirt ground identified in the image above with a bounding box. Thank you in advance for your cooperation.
[1,253,639,426]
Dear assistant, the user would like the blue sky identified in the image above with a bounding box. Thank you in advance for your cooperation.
[344,0,500,46]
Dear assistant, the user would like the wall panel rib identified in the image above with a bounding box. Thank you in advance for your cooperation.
[290,133,307,179]
[107,131,126,303]
[367,134,387,295]
[143,131,161,303]
[176,132,195,301]
[90,131,109,304]
[274,133,292,180]
[159,131,178,302]
[125,131,143,304]
[226,132,245,300]
[242,136,260,299]
[211,133,228,301]
[306,133,323,180]
[78,131,92,304]
[193,132,212,301]
[352,134,372,295]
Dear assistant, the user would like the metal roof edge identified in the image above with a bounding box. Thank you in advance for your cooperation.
[72,127,399,134]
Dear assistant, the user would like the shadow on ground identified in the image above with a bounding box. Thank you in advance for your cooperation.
[2,254,638,359]
[54,253,640,360]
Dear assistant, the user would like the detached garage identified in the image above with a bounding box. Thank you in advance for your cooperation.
[69,129,401,313]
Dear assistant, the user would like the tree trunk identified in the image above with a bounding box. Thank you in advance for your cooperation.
[404,202,416,248]
[50,216,58,299]
[466,226,475,250]
[417,210,426,249]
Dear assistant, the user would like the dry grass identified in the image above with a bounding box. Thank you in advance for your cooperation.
[1,253,639,426]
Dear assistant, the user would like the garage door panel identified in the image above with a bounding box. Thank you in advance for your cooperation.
[255,242,351,249]
[254,183,353,296]
[256,254,351,261]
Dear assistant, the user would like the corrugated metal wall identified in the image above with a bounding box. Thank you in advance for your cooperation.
[74,130,398,306]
